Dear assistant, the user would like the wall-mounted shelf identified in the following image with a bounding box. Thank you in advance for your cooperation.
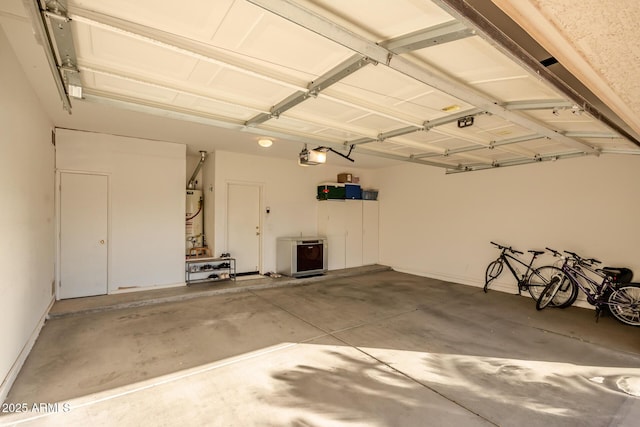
[185,257,236,285]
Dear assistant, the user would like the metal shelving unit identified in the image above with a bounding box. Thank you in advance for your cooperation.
[185,257,236,285]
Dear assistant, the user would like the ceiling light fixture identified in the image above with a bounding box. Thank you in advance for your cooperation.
[258,138,273,147]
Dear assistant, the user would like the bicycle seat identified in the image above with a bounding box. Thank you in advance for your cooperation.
[600,267,633,284]
[528,250,544,256]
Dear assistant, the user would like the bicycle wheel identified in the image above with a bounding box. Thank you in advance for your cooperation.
[536,276,562,310]
[608,284,640,326]
[527,266,576,308]
[484,260,504,292]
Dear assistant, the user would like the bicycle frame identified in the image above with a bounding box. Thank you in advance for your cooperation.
[500,251,538,287]
[538,249,640,325]
[558,257,615,306]
[485,242,547,297]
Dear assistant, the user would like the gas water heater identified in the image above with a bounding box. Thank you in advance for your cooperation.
[186,151,207,254]
[185,189,203,252]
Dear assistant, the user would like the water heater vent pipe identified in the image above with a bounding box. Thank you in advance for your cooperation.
[187,151,207,189]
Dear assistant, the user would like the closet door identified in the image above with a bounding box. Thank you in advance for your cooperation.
[362,201,379,265]
[318,201,346,270]
[59,172,108,299]
[345,200,363,268]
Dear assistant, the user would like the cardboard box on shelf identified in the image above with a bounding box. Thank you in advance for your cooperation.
[337,173,352,183]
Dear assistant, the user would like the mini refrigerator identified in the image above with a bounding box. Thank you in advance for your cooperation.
[276,237,328,277]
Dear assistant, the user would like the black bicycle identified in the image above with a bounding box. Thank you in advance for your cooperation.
[537,249,640,326]
[484,241,573,306]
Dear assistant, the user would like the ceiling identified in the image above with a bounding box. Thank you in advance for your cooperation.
[1,0,639,172]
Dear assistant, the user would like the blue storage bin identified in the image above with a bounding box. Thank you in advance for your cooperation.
[345,183,361,199]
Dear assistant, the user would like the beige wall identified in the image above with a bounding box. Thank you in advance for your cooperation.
[0,27,55,401]
[377,155,640,295]
[56,129,186,291]
[213,151,375,273]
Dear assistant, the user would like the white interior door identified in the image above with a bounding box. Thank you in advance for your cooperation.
[59,173,108,299]
[227,183,260,274]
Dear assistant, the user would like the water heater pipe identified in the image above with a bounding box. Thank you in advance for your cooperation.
[187,151,207,189]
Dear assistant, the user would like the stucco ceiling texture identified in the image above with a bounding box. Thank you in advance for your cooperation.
[493,0,640,138]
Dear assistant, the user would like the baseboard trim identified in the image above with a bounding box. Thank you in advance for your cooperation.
[392,266,595,309]
[110,281,186,294]
[0,296,54,404]
[392,267,484,289]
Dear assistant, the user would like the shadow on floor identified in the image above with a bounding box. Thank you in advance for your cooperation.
[4,269,640,426]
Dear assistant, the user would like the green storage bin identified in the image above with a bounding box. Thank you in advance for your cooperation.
[317,183,345,200]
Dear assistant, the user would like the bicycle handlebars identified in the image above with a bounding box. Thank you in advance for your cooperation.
[564,250,579,259]
[564,250,601,265]
[490,241,524,255]
[545,247,561,257]
[546,247,601,266]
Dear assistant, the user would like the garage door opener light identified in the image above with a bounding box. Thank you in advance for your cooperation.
[299,144,327,166]
[298,144,356,166]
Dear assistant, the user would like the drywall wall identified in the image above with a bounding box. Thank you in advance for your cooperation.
[0,26,55,401]
[377,155,640,295]
[213,151,375,273]
[56,129,186,291]
[200,152,215,250]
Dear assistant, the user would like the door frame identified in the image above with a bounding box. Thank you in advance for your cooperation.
[56,170,111,300]
[225,181,263,274]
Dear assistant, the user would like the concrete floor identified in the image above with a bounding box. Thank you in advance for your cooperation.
[2,270,640,426]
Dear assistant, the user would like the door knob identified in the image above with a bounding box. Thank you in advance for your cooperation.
[99,240,105,245]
